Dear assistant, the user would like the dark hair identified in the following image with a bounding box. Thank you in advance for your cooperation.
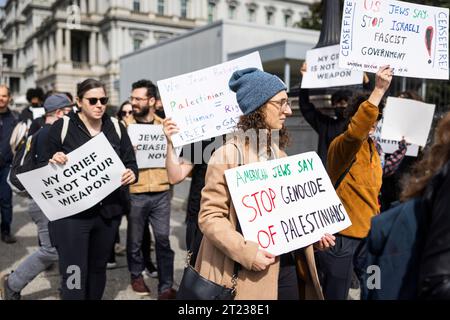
[62,92,74,102]
[26,87,45,103]
[238,107,290,153]
[397,90,423,102]
[331,89,352,106]
[155,86,161,100]
[77,79,106,99]
[117,100,132,120]
[400,112,450,201]
[344,91,384,126]
[132,79,157,98]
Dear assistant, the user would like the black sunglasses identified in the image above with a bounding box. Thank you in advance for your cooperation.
[120,110,133,117]
[84,97,109,106]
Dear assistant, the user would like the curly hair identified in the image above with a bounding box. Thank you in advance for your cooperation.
[237,106,290,155]
[400,112,450,201]
[343,91,384,128]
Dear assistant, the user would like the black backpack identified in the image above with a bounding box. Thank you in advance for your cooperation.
[7,129,42,194]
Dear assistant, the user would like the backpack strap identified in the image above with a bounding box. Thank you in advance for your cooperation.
[61,115,70,144]
[334,158,356,190]
[20,135,34,166]
[110,117,122,139]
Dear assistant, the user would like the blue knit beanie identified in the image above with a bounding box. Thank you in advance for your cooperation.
[229,68,287,115]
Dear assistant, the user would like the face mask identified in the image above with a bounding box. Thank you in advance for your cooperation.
[335,107,345,119]
[155,109,166,119]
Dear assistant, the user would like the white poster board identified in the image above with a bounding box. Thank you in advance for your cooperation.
[31,107,45,119]
[301,45,363,88]
[339,0,449,79]
[373,118,419,157]
[158,52,263,148]
[380,97,435,147]
[224,152,352,256]
[17,133,126,221]
[127,124,167,168]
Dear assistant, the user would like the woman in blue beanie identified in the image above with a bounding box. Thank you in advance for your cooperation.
[193,68,335,300]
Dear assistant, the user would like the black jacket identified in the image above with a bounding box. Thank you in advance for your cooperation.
[298,89,346,167]
[418,160,450,299]
[0,108,18,168]
[45,112,138,220]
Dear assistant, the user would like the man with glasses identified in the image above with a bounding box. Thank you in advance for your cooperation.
[1,94,73,300]
[125,80,176,299]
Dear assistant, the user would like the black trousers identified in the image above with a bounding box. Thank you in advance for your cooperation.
[315,234,367,300]
[278,253,299,300]
[49,211,120,300]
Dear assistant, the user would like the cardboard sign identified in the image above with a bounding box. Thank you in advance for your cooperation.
[158,52,263,148]
[17,133,126,221]
[373,118,419,157]
[380,97,435,147]
[339,0,449,79]
[302,45,363,88]
[127,124,167,168]
[224,152,352,256]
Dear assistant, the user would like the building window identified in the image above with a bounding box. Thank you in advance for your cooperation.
[180,0,188,18]
[133,0,140,12]
[266,11,274,25]
[248,8,256,22]
[228,5,236,19]
[157,0,165,15]
[133,38,143,51]
[208,1,216,23]
[284,14,292,27]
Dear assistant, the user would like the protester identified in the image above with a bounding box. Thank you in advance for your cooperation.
[19,88,45,122]
[400,111,450,299]
[0,94,72,300]
[0,85,18,244]
[318,66,393,300]
[194,68,334,300]
[299,62,368,167]
[163,118,219,265]
[45,79,138,300]
[125,80,175,299]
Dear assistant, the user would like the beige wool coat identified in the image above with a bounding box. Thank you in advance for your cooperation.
[194,139,324,300]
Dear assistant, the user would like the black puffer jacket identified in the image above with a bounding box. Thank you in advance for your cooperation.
[45,112,138,220]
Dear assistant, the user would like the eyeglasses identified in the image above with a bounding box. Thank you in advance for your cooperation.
[84,97,109,106]
[267,99,291,111]
[120,110,133,117]
[129,96,150,103]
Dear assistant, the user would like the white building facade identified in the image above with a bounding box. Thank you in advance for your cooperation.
[0,0,317,105]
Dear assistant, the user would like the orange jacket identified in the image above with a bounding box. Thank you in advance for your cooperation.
[327,101,382,239]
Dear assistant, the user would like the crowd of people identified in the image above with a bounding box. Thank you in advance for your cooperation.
[0,62,449,300]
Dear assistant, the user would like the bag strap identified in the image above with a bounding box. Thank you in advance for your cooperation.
[334,158,356,190]
[61,115,70,144]
[110,116,122,139]
[20,135,34,166]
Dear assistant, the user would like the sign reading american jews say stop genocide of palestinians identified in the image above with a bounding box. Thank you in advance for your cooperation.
[339,0,449,79]
[224,152,352,256]
[17,133,126,221]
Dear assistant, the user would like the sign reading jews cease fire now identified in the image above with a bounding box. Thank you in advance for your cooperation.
[17,133,126,221]
[339,0,449,79]
[301,45,363,89]
[158,52,263,148]
[381,97,435,147]
[224,152,352,256]
[127,124,167,168]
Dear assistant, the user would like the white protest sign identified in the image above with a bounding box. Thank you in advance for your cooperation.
[339,0,449,79]
[31,107,45,119]
[224,152,352,256]
[380,97,435,147]
[301,45,363,88]
[127,124,167,168]
[373,118,419,157]
[158,52,263,148]
[17,133,126,221]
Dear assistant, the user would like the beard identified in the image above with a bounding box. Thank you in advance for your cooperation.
[133,104,150,118]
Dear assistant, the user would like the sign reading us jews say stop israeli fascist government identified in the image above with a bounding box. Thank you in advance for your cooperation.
[17,133,126,221]
[301,45,363,89]
[339,0,449,79]
[224,152,352,256]
[158,52,263,148]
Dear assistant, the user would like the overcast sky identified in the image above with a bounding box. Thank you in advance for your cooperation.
[0,0,5,7]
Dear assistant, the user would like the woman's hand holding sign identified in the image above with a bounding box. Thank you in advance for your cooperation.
[49,152,68,165]
[314,233,336,251]
[162,117,180,145]
[251,249,276,272]
[121,169,136,186]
